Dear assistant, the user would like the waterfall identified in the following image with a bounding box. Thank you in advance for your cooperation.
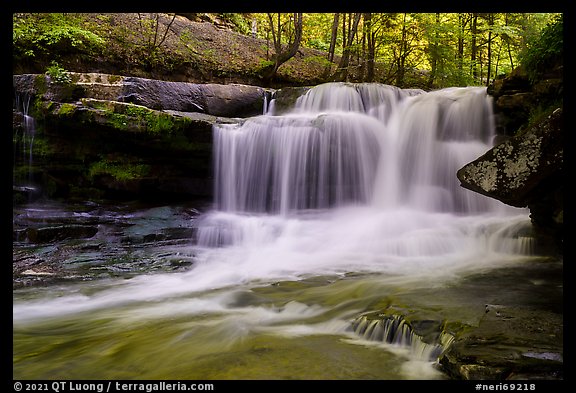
[198,81,532,264]
[13,93,37,196]
[212,113,381,214]
[210,82,504,216]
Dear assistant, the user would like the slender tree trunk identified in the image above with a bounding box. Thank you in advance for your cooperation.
[396,13,409,87]
[486,13,494,86]
[333,13,361,81]
[471,13,479,82]
[157,13,176,48]
[458,14,465,85]
[364,13,375,82]
[327,13,340,63]
[427,13,440,89]
[504,14,515,70]
[507,43,515,70]
[494,40,503,78]
[324,13,340,78]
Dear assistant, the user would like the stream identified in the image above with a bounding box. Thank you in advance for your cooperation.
[13,82,563,380]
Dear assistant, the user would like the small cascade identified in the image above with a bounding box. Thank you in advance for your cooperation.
[13,93,38,201]
[373,86,499,212]
[349,313,452,361]
[294,82,423,123]
[485,216,537,255]
[262,89,278,115]
[263,93,268,115]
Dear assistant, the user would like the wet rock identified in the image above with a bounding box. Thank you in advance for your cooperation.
[13,202,203,288]
[457,108,562,251]
[457,108,562,206]
[440,305,564,380]
[269,86,310,114]
[118,77,267,117]
[12,72,272,201]
[436,261,563,380]
[24,224,99,243]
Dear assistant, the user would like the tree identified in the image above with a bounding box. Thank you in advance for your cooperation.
[362,13,375,82]
[332,13,362,81]
[324,13,340,77]
[136,13,177,69]
[259,13,303,84]
[426,13,441,89]
[394,13,418,87]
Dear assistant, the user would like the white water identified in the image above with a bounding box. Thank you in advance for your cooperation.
[13,82,536,379]
[14,93,36,187]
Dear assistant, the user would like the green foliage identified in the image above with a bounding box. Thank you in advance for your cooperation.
[517,99,563,136]
[303,55,332,68]
[13,12,561,88]
[306,38,329,51]
[519,14,563,82]
[45,61,71,84]
[13,13,105,60]
[217,13,251,35]
[88,159,150,181]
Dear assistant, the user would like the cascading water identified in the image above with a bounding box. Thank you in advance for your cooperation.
[198,82,526,254]
[13,82,540,380]
[210,83,500,215]
[13,93,36,188]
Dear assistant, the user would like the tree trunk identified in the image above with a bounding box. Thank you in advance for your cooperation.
[363,13,375,82]
[396,13,408,87]
[486,13,494,86]
[471,13,479,82]
[324,13,340,77]
[427,13,440,89]
[333,13,361,81]
[260,13,303,85]
[457,14,466,85]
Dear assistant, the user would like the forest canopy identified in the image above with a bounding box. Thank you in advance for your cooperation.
[12,12,562,89]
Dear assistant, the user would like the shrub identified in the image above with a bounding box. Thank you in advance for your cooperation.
[45,61,71,84]
[519,14,563,82]
[13,13,105,61]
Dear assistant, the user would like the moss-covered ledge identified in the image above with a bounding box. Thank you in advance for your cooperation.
[14,72,270,118]
[37,98,222,135]
[13,94,242,202]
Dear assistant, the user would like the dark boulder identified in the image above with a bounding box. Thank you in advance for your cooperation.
[457,108,563,250]
[119,77,267,117]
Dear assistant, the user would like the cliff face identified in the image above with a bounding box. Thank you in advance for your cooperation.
[13,73,267,203]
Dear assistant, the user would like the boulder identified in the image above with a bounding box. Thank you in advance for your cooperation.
[457,107,563,249]
[119,77,267,117]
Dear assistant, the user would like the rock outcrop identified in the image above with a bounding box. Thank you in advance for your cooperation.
[488,65,563,136]
[457,107,563,251]
[12,72,267,202]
